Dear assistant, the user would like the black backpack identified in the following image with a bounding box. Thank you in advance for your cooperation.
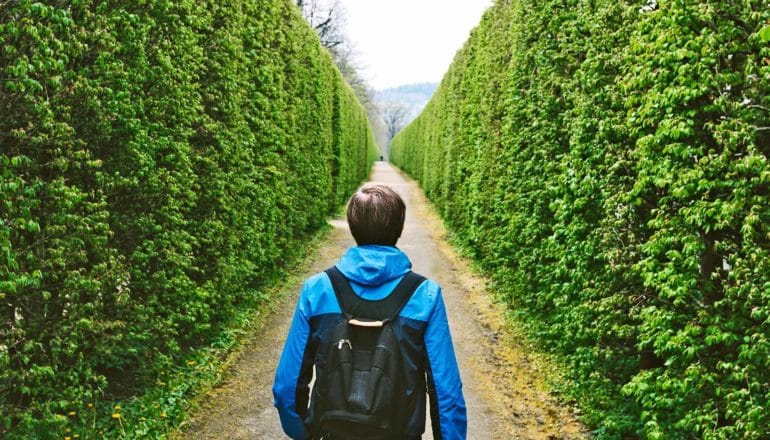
[312,266,426,440]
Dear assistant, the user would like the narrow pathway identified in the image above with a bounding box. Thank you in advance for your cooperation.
[175,162,586,439]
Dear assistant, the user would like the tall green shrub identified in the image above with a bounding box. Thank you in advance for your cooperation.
[392,0,770,437]
[621,2,770,437]
[0,0,377,437]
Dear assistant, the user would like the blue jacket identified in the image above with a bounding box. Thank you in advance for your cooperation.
[273,245,467,439]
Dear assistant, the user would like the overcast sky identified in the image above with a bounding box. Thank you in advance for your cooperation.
[336,0,494,90]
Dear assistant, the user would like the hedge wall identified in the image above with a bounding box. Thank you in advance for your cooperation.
[391,0,770,438]
[0,0,377,436]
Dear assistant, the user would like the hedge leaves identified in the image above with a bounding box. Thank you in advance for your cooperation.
[1,0,377,436]
[392,0,770,437]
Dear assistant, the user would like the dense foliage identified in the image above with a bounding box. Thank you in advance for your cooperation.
[391,0,770,437]
[0,0,377,437]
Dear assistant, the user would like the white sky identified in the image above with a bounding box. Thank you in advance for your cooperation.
[336,0,494,90]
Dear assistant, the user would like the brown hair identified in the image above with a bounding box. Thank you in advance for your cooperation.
[346,185,406,246]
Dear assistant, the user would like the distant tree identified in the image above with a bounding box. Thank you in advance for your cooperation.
[374,82,438,125]
[381,102,410,145]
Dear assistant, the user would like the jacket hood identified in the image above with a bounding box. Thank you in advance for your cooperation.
[336,245,412,286]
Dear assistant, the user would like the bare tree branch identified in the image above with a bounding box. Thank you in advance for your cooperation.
[381,103,410,144]
[297,0,375,123]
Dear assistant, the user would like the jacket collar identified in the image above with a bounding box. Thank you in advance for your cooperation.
[335,245,412,286]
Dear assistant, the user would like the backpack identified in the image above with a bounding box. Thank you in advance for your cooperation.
[312,266,426,440]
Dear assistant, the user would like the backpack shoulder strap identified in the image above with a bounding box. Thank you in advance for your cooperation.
[325,266,356,320]
[324,266,426,323]
[384,271,426,323]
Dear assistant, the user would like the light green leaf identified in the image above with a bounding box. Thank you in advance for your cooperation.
[759,25,770,43]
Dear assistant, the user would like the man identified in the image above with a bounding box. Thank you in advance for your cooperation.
[273,184,467,439]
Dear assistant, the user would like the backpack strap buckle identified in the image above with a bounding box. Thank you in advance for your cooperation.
[336,339,352,350]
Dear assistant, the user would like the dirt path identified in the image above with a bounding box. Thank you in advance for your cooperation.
[175,162,587,439]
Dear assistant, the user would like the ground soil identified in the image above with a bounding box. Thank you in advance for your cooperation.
[174,162,588,439]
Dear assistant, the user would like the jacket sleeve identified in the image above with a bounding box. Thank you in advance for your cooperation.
[273,283,314,440]
[424,285,467,440]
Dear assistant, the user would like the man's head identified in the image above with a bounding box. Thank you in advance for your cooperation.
[347,184,406,247]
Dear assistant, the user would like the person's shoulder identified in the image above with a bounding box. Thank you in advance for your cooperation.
[300,271,333,299]
[400,274,442,322]
[304,271,330,288]
[299,271,339,316]
[411,271,440,293]
[422,278,444,304]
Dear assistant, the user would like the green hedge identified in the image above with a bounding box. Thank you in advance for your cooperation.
[0,0,376,437]
[392,0,770,438]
